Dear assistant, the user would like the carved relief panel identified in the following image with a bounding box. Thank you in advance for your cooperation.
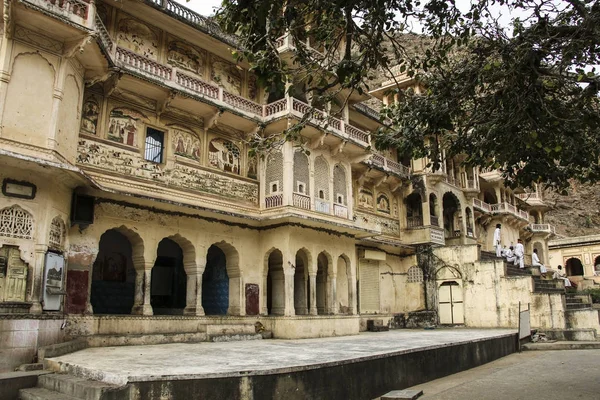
[116,15,160,60]
[377,193,390,214]
[0,246,28,303]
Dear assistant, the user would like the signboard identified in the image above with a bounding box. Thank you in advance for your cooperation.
[430,228,446,246]
[43,252,66,311]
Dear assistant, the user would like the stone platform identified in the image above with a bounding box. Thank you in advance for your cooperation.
[45,329,517,400]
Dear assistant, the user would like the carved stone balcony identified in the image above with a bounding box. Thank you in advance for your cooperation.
[473,199,529,223]
[529,224,556,235]
[516,191,548,208]
[365,154,411,180]
[22,0,95,30]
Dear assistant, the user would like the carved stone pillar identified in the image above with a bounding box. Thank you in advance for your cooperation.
[329,275,338,314]
[309,273,317,315]
[132,260,153,316]
[283,268,295,316]
[183,262,205,316]
[348,274,357,315]
[29,244,48,314]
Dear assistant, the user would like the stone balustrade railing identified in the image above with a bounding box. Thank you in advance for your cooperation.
[530,224,556,234]
[474,199,529,222]
[407,215,423,228]
[368,153,411,178]
[25,0,94,28]
[333,204,348,219]
[293,193,311,210]
[265,194,283,208]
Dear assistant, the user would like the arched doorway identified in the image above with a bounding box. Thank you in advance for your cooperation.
[294,249,309,315]
[438,281,464,325]
[316,252,331,315]
[91,229,136,314]
[406,192,423,227]
[202,245,229,315]
[594,255,600,275]
[429,194,438,226]
[267,249,285,315]
[566,258,584,276]
[465,207,473,237]
[336,255,350,314]
[443,192,461,237]
[483,190,497,205]
[151,238,186,315]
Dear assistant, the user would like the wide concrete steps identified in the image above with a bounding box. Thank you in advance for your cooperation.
[19,373,128,400]
[506,265,532,277]
[565,294,593,310]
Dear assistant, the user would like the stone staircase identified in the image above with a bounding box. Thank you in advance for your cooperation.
[532,276,564,293]
[506,264,532,277]
[19,373,129,400]
[565,293,593,310]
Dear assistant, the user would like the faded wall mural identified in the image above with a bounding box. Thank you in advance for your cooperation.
[77,139,258,203]
[167,39,206,75]
[211,58,242,95]
[107,108,145,147]
[172,128,201,162]
[208,138,241,175]
[80,99,99,135]
[358,188,374,209]
[117,17,159,60]
[377,194,390,214]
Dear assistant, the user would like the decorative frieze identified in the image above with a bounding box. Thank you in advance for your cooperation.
[77,138,258,204]
[354,210,400,236]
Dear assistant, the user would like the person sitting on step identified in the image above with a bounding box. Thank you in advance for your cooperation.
[553,265,575,289]
[505,246,516,264]
[532,248,548,275]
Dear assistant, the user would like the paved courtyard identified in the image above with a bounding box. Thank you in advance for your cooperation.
[413,349,600,400]
[48,328,514,385]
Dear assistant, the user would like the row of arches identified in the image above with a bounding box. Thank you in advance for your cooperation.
[407,192,474,236]
[265,248,352,316]
[90,228,354,316]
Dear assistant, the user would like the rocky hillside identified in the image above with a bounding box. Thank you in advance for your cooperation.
[544,183,600,237]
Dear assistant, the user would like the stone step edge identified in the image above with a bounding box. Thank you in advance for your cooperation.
[19,387,80,400]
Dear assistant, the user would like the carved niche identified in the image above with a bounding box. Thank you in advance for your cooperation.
[167,38,206,76]
[247,154,257,180]
[208,137,241,175]
[211,57,242,96]
[80,98,100,135]
[117,17,159,60]
[107,108,146,147]
[172,128,201,162]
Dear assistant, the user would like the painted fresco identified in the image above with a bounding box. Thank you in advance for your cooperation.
[117,18,159,60]
[247,154,257,180]
[107,108,145,147]
[77,138,258,203]
[172,128,201,161]
[208,138,241,174]
[211,57,242,95]
[358,188,374,209]
[167,39,206,75]
[377,194,390,214]
[80,99,99,135]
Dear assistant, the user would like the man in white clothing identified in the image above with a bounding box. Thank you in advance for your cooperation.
[505,246,516,264]
[494,224,502,257]
[515,238,525,269]
[532,248,547,274]
[553,265,572,288]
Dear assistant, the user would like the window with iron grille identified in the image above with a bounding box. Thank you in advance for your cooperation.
[144,128,164,163]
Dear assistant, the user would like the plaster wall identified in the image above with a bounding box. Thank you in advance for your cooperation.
[378,253,425,314]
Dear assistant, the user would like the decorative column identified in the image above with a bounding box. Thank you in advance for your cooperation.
[283,267,295,316]
[131,260,153,316]
[309,273,317,315]
[282,138,294,207]
[183,261,205,316]
[261,273,269,315]
[348,273,357,314]
[329,274,338,314]
[29,244,48,314]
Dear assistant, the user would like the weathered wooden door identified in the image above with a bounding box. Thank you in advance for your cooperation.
[0,246,28,302]
[438,281,464,325]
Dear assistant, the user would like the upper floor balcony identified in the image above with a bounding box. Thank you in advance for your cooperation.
[366,153,411,180]
[516,191,548,208]
[21,0,95,30]
[473,199,529,222]
[528,223,556,235]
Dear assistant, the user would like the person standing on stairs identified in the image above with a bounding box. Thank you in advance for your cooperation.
[494,224,502,257]
[532,248,548,275]
[515,238,525,269]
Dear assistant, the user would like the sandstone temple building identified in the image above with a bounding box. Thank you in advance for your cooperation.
[0,0,598,372]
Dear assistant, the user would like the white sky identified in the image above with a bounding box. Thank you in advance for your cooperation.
[176,0,518,34]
